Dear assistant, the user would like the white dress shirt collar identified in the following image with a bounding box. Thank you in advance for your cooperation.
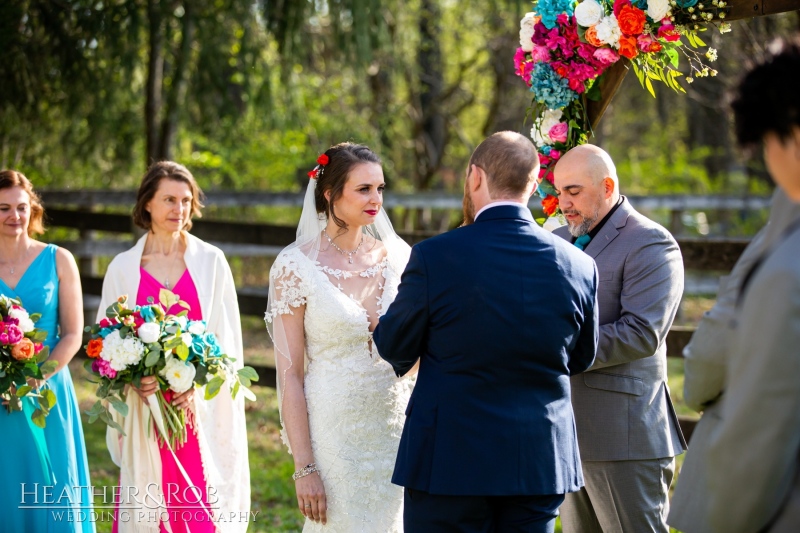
[475,201,527,221]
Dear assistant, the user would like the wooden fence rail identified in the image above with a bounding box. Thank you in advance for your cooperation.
[61,207,741,440]
[41,190,772,211]
[49,208,749,271]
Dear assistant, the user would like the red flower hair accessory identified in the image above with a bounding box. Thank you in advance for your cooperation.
[308,153,330,179]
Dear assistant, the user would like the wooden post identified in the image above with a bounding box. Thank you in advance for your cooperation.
[78,203,98,277]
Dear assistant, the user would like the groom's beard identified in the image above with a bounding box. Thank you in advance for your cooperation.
[564,205,600,237]
[462,183,475,226]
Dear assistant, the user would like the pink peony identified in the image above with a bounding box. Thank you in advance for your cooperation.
[538,153,552,166]
[99,318,115,328]
[593,47,620,65]
[637,33,662,53]
[658,22,681,42]
[0,332,8,345]
[7,324,23,345]
[550,149,562,160]
[544,171,556,184]
[548,123,569,143]
[92,358,117,379]
[531,44,551,63]
[34,343,44,354]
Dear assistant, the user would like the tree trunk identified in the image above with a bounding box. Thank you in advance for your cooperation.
[145,0,165,166]
[158,2,195,161]
[415,0,445,189]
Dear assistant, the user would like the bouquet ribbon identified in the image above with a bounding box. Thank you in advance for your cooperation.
[145,394,214,524]
[22,396,56,485]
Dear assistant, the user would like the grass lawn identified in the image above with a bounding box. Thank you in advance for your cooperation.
[74,324,699,533]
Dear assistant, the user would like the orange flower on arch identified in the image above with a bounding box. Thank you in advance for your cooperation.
[585,26,604,48]
[618,35,639,59]
[542,195,560,217]
[617,5,646,36]
[86,338,103,359]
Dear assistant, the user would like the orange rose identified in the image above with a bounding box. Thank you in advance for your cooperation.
[618,35,639,59]
[617,5,646,36]
[542,195,560,217]
[585,26,604,48]
[11,337,36,361]
[86,338,103,359]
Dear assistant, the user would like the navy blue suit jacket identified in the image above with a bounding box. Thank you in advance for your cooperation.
[374,204,599,496]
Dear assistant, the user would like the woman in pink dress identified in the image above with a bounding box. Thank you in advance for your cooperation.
[99,161,250,533]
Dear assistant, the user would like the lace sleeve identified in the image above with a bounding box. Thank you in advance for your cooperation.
[265,251,312,321]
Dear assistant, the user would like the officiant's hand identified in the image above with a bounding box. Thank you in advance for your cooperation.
[131,375,159,400]
[296,473,327,524]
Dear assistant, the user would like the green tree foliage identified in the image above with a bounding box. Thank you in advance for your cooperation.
[0,1,797,208]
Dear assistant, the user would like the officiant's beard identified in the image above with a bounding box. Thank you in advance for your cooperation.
[564,206,600,237]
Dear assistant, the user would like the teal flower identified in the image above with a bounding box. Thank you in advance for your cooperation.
[537,0,577,28]
[530,63,579,109]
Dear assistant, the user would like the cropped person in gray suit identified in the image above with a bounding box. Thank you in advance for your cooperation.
[552,144,686,533]
[700,37,800,533]
[667,189,800,533]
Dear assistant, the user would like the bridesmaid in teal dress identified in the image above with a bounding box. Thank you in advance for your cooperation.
[0,170,94,533]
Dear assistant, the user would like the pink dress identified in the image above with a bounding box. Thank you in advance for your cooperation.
[114,268,214,533]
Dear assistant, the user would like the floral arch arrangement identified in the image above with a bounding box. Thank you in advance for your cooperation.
[515,0,732,219]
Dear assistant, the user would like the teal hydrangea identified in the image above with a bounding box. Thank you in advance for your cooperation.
[530,63,578,110]
[536,0,577,29]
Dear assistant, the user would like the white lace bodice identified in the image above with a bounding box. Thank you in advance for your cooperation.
[266,247,413,532]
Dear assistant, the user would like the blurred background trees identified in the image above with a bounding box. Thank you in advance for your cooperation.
[1,1,798,205]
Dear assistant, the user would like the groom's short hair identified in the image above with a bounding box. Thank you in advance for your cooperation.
[469,131,540,198]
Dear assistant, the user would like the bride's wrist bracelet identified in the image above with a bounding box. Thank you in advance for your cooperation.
[292,463,318,481]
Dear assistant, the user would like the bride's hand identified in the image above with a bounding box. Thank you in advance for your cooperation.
[295,473,327,524]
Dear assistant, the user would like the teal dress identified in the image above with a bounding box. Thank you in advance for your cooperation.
[0,244,94,532]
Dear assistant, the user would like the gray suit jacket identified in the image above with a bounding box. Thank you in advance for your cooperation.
[705,208,800,532]
[554,197,686,461]
[669,189,800,533]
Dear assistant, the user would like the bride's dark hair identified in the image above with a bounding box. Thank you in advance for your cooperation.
[314,142,382,229]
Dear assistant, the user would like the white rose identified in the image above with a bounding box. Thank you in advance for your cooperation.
[543,214,567,232]
[187,321,206,336]
[9,307,34,333]
[181,332,193,348]
[160,357,196,394]
[137,322,161,344]
[519,12,537,52]
[594,14,621,49]
[100,330,145,371]
[574,0,604,27]
[646,0,670,23]
[173,316,188,330]
[531,109,564,146]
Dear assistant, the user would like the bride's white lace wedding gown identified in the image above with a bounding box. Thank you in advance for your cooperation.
[268,246,414,532]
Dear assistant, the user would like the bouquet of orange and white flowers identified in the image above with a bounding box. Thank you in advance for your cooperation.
[84,290,258,448]
[0,295,56,427]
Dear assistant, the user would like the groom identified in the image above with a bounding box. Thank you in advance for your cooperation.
[374,131,599,532]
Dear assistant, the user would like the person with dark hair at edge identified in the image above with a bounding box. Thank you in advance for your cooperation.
[689,36,800,533]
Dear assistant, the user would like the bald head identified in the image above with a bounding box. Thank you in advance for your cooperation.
[553,144,620,237]
[555,144,619,192]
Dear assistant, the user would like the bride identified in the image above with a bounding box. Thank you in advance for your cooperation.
[265,143,416,531]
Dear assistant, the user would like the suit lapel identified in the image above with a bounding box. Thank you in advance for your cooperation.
[584,198,632,259]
